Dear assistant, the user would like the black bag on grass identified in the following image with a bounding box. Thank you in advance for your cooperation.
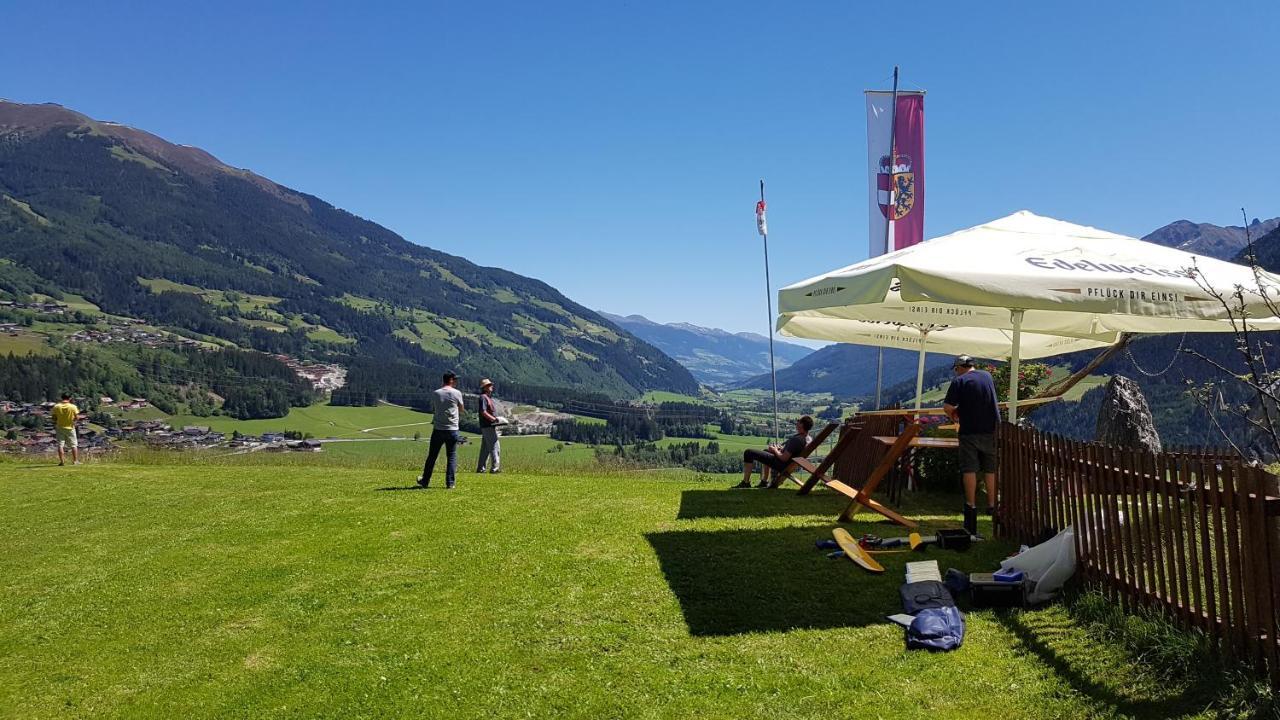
[900,581,954,614]
[900,580,966,652]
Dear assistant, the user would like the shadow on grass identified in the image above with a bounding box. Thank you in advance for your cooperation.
[647,517,1020,636]
[646,526,895,635]
[994,609,1208,719]
[375,485,429,492]
[647,525,988,636]
[677,488,849,520]
[677,487,980,526]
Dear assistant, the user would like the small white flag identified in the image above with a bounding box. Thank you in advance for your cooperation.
[756,200,768,236]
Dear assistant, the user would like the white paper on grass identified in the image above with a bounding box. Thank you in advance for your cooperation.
[1000,526,1077,604]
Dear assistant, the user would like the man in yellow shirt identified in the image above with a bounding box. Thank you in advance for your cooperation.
[51,393,80,466]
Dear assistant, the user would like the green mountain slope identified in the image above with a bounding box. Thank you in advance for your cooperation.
[0,101,697,397]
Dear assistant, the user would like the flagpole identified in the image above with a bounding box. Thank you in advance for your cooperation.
[759,179,780,444]
[874,65,900,410]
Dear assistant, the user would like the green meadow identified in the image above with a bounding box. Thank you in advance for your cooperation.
[0,445,1254,719]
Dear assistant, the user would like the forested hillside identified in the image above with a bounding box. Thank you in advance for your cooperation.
[0,100,698,401]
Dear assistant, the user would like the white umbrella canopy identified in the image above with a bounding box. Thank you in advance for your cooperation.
[776,313,1118,412]
[777,211,1280,419]
[777,315,1118,412]
[779,211,1280,336]
[777,312,1118,359]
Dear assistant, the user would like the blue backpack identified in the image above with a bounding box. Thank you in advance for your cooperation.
[899,580,965,652]
[906,606,966,651]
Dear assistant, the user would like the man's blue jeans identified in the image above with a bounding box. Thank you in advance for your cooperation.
[422,429,460,487]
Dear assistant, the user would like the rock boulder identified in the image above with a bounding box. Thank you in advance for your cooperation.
[1095,375,1162,453]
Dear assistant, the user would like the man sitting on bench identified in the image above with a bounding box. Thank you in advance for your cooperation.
[734,415,814,489]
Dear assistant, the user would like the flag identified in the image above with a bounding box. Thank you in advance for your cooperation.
[866,91,925,257]
[756,200,768,236]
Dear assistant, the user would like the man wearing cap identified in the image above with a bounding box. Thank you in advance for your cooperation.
[476,378,502,474]
[943,355,1001,536]
[418,371,466,489]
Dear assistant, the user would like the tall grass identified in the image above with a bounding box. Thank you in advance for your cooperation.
[1066,587,1276,718]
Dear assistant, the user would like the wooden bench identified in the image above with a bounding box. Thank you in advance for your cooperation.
[781,413,921,528]
[766,422,838,489]
[794,422,922,527]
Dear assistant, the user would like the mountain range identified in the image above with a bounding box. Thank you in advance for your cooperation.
[734,342,952,398]
[601,312,812,386]
[0,100,698,398]
[1142,217,1280,259]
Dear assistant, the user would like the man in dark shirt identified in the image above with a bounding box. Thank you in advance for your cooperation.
[943,355,1001,535]
[476,378,502,474]
[735,415,814,489]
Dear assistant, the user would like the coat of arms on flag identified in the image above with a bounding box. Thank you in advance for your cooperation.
[865,90,924,255]
[877,153,914,221]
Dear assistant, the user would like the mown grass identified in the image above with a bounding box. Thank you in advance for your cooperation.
[0,330,55,356]
[1,448,1263,719]
[163,402,435,440]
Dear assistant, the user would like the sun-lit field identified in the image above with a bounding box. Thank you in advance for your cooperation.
[163,403,436,440]
[0,447,1250,719]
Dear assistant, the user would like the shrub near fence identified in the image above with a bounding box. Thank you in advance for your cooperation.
[997,422,1280,685]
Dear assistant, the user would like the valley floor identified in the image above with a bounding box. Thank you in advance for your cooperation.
[0,455,1233,719]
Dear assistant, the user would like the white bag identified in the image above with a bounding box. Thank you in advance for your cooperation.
[999,526,1077,604]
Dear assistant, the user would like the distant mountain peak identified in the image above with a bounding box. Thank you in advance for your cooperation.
[1143,216,1280,259]
[606,313,813,386]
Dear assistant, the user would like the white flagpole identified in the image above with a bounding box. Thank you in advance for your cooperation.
[874,65,900,410]
[759,179,780,443]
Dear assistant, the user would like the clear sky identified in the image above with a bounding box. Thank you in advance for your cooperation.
[3,1,1277,339]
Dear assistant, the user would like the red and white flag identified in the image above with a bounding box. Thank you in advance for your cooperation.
[756,200,768,236]
[866,91,925,256]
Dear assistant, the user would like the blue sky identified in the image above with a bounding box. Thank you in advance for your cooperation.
[3,1,1277,339]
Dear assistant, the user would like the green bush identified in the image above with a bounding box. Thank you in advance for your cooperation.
[684,452,744,474]
[913,423,959,492]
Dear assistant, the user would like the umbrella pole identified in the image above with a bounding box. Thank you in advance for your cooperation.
[875,349,883,410]
[1009,310,1024,423]
[914,329,929,412]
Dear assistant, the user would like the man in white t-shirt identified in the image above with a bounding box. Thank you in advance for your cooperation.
[418,372,465,489]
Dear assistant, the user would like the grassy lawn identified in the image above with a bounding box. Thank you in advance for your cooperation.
[165,402,434,439]
[640,390,710,404]
[0,330,55,356]
[0,450,1239,719]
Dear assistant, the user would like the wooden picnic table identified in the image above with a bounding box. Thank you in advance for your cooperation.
[873,436,959,450]
[856,396,1061,417]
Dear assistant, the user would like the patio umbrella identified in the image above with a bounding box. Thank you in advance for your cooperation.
[778,211,1280,421]
[776,314,1118,411]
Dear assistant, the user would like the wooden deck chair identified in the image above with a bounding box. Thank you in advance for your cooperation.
[790,418,921,528]
[766,422,838,489]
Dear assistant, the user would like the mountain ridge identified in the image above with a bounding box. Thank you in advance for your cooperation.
[601,312,812,386]
[1142,217,1280,260]
[0,99,698,398]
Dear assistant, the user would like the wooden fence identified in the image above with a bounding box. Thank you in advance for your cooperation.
[997,423,1280,684]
